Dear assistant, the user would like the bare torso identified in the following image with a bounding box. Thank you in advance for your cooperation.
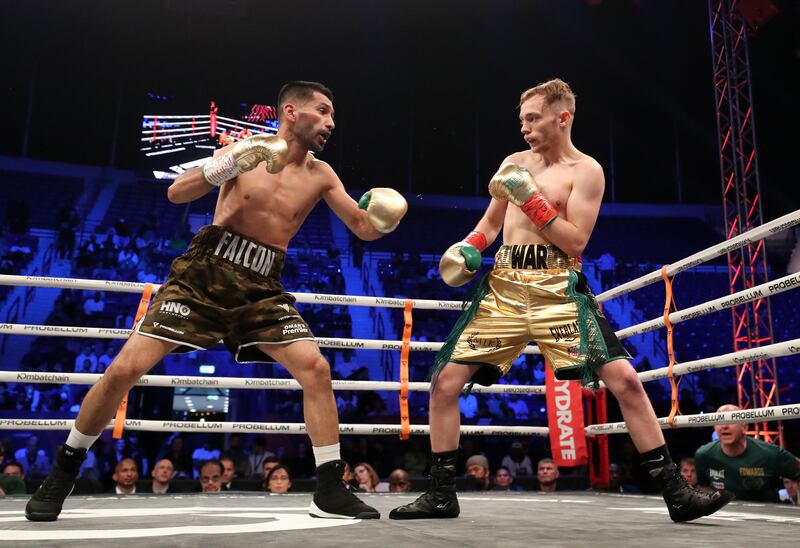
[501,149,599,246]
[213,155,330,251]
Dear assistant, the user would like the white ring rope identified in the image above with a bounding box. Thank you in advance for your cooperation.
[143,114,211,120]
[615,270,800,340]
[141,125,212,136]
[142,119,210,129]
[2,269,797,358]
[141,132,212,142]
[3,403,798,437]
[0,371,545,395]
[586,403,800,435]
[596,209,800,302]
[215,115,278,131]
[0,418,549,437]
[1,336,795,398]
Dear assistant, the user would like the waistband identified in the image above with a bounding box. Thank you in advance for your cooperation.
[190,225,285,280]
[494,244,581,271]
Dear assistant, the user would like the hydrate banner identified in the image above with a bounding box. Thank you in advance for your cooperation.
[545,365,588,467]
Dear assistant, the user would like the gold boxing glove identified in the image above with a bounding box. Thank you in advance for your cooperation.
[438,231,487,287]
[488,163,558,230]
[202,134,289,187]
[358,188,408,234]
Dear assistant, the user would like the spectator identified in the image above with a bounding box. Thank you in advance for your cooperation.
[14,436,51,478]
[265,464,292,494]
[354,462,381,492]
[199,460,223,493]
[112,458,139,494]
[220,457,235,491]
[465,455,491,491]
[493,465,524,492]
[507,394,530,421]
[536,458,559,493]
[114,217,132,247]
[501,441,534,477]
[118,245,139,270]
[74,345,98,374]
[1,444,25,496]
[261,457,281,480]
[56,206,79,260]
[247,438,275,478]
[608,462,640,494]
[459,392,478,420]
[0,473,26,497]
[158,435,192,478]
[82,292,105,325]
[388,468,412,493]
[2,461,25,479]
[779,478,798,505]
[597,251,616,291]
[97,344,114,373]
[78,445,101,483]
[192,441,221,478]
[695,404,800,502]
[146,459,176,494]
[223,434,249,478]
[341,461,360,492]
[679,457,698,488]
[111,437,133,471]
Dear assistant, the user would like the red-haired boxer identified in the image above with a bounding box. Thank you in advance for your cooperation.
[390,79,732,523]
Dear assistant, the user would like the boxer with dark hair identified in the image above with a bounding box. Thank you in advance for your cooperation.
[26,80,406,522]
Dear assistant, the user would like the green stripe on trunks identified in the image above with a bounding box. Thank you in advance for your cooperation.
[566,270,609,389]
[429,271,491,393]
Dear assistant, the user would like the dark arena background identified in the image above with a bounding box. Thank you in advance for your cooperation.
[0,1,798,545]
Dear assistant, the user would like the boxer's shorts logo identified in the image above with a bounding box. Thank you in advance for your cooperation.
[153,322,185,335]
[283,323,308,335]
[466,332,502,351]
[159,302,191,317]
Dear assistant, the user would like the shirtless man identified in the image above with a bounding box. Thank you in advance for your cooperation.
[26,81,407,521]
[390,79,731,523]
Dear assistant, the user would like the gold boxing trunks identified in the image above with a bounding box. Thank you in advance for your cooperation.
[136,225,314,363]
[444,244,631,387]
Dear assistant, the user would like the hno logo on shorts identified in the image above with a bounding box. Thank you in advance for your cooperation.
[160,302,191,317]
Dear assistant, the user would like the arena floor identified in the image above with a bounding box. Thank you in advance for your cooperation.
[1,491,798,547]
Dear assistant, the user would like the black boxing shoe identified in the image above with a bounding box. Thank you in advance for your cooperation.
[660,463,734,523]
[389,460,460,520]
[25,445,87,522]
[309,460,380,519]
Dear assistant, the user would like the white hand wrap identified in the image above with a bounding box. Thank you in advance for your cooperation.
[202,152,240,188]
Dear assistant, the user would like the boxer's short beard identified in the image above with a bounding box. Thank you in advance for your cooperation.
[295,117,326,153]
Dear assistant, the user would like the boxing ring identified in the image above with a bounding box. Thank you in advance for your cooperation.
[0,209,799,544]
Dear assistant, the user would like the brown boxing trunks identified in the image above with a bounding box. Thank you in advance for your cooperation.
[136,225,314,363]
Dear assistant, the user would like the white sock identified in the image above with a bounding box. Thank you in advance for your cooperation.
[313,443,341,467]
[65,427,100,450]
